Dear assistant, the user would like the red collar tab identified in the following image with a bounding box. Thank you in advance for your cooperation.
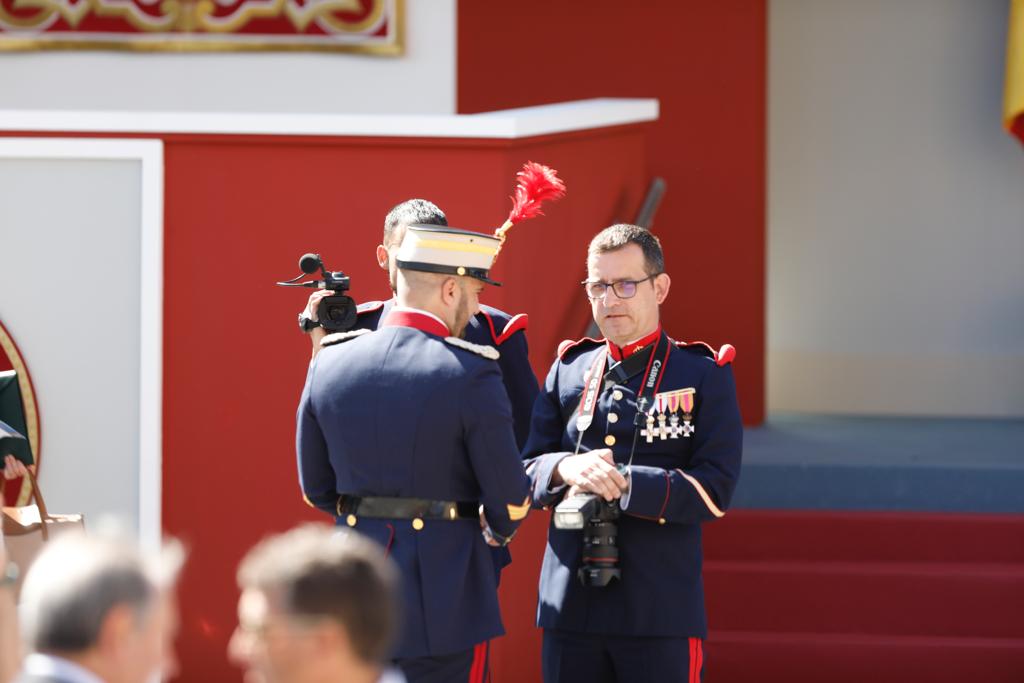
[608,326,662,362]
[479,309,529,346]
[382,309,449,337]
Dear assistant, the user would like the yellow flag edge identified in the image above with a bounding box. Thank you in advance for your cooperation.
[1004,0,1024,131]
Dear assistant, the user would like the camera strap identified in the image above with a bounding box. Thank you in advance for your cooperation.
[616,331,672,469]
[629,331,672,407]
[572,331,672,459]
[574,352,608,454]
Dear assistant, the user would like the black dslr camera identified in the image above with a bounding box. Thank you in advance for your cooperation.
[553,474,625,588]
[276,253,358,332]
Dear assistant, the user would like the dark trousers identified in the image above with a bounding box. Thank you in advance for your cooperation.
[542,629,704,683]
[397,641,490,683]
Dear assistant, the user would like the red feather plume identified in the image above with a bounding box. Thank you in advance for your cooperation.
[495,162,566,243]
[506,161,567,225]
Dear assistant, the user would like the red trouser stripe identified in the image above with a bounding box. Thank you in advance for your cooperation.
[469,641,488,683]
[688,638,697,683]
[695,639,703,681]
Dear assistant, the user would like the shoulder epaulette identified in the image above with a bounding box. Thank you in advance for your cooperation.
[673,339,736,366]
[356,300,386,315]
[478,308,529,345]
[557,336,604,360]
[444,336,500,360]
[320,328,372,348]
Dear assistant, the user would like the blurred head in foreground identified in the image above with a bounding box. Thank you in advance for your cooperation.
[229,525,399,683]
[18,531,184,683]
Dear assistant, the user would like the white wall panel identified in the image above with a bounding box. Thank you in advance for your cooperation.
[0,139,162,547]
[769,0,1024,416]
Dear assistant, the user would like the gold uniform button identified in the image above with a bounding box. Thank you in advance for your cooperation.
[608,413,619,424]
[346,514,357,527]
[612,390,624,401]
[658,518,667,525]
[412,518,425,531]
[604,434,617,446]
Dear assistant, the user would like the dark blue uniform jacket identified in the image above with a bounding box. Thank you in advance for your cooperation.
[353,299,539,448]
[523,328,743,639]
[297,310,532,658]
[351,299,537,584]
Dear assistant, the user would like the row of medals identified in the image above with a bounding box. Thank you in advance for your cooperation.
[641,407,694,442]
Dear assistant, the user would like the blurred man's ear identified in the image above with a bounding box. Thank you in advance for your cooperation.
[314,619,347,651]
[313,619,363,671]
[98,603,135,655]
[375,245,389,271]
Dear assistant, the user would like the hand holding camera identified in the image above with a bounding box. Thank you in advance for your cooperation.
[300,290,332,349]
[554,449,629,502]
[277,253,359,333]
[552,450,630,588]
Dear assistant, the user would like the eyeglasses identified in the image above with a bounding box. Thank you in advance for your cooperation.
[581,274,660,300]
[234,614,324,639]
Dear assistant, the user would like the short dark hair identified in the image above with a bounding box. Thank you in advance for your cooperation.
[237,525,398,665]
[383,199,447,248]
[587,224,665,276]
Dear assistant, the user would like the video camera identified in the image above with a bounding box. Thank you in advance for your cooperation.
[276,253,358,332]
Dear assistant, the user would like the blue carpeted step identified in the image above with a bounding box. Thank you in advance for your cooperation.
[736,415,1024,513]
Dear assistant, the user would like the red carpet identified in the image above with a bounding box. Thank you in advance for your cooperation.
[703,511,1024,681]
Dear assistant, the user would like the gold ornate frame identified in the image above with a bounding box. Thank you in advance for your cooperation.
[0,319,40,506]
[0,0,402,54]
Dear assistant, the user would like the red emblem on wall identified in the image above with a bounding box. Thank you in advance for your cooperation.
[0,319,40,507]
[0,0,401,53]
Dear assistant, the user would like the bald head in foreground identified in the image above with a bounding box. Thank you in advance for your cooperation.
[15,532,183,683]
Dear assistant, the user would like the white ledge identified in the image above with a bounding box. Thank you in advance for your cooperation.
[0,98,658,139]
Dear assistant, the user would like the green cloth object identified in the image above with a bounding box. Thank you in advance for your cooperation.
[0,370,34,466]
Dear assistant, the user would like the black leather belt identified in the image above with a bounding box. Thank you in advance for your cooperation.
[336,494,479,522]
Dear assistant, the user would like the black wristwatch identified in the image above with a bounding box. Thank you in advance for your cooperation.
[298,313,321,333]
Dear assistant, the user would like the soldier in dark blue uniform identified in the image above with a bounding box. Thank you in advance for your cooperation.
[298,199,537,680]
[523,224,743,683]
[297,224,532,683]
[300,199,538,449]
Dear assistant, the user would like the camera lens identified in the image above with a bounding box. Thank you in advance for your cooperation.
[578,515,621,586]
[317,295,358,332]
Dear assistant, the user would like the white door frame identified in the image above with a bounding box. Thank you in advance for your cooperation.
[0,137,164,551]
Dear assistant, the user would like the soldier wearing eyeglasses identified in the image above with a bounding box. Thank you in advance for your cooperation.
[523,224,743,683]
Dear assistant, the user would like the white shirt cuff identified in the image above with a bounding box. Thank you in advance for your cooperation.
[618,471,633,510]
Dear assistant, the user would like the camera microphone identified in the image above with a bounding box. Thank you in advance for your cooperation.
[299,253,322,274]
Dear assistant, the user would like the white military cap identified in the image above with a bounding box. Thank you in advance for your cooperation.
[395,224,503,286]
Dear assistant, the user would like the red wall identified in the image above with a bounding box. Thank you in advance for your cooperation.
[459,0,768,424]
[160,128,650,681]
[1,123,651,682]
